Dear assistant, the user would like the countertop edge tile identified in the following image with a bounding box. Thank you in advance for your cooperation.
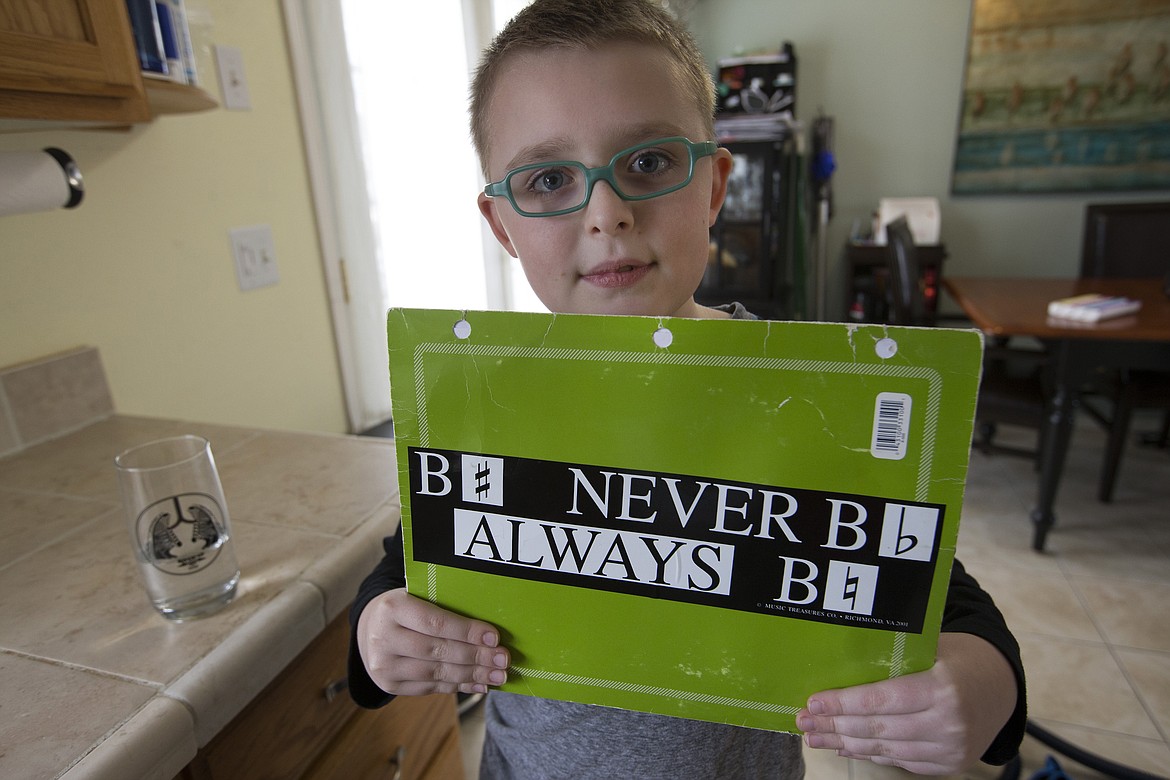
[300,508,399,623]
[162,581,326,746]
[61,696,197,780]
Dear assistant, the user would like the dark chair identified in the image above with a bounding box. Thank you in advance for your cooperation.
[1081,201,1170,278]
[884,216,1051,458]
[973,340,1051,459]
[884,216,928,326]
[1078,201,1170,501]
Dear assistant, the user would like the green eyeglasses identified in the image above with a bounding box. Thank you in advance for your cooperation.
[484,137,718,218]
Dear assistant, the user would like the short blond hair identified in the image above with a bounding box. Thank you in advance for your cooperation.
[469,0,715,175]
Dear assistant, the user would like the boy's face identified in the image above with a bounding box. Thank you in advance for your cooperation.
[478,42,733,319]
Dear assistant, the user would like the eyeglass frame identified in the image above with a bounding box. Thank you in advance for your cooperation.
[483,136,719,218]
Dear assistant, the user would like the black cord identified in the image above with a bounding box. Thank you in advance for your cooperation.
[998,753,1022,780]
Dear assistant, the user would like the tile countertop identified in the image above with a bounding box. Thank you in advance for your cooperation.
[0,415,400,780]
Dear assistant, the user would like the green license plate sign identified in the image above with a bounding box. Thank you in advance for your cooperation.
[387,309,983,733]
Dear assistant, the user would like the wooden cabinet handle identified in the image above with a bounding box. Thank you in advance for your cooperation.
[388,745,406,780]
[323,677,348,703]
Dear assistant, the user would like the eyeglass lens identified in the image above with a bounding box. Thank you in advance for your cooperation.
[505,139,696,215]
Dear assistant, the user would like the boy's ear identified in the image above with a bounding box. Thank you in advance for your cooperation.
[478,193,520,258]
[707,148,734,227]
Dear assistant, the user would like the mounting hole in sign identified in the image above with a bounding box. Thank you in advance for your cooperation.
[453,319,472,339]
[875,337,898,359]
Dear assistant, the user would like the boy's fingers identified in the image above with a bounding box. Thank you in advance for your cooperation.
[807,675,932,719]
[388,624,510,669]
[388,656,509,690]
[797,709,935,742]
[384,589,501,647]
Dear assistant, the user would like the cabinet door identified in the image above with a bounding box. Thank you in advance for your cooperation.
[183,613,363,780]
[304,694,463,780]
[0,0,150,122]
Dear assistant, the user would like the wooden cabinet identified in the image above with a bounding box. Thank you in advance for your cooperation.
[0,0,214,124]
[177,611,464,780]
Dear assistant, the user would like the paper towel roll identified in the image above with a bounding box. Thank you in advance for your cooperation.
[0,148,85,217]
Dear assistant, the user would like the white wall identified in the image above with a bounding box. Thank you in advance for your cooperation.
[0,1,348,433]
[692,0,1169,316]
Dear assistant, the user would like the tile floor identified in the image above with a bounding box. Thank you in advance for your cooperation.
[458,414,1170,779]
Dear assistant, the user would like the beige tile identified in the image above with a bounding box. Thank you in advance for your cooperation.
[216,431,398,536]
[959,466,1060,567]
[799,746,854,778]
[298,512,398,622]
[1,347,114,446]
[955,517,1063,577]
[1116,648,1170,739]
[1018,634,1160,739]
[0,489,118,570]
[63,695,197,780]
[0,417,260,503]
[851,703,1170,779]
[1025,718,1170,778]
[1054,529,1170,585]
[965,565,1100,643]
[0,651,156,780]
[1072,576,1170,652]
[0,510,337,684]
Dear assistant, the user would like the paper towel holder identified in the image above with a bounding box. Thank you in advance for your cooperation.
[42,148,85,208]
[0,147,84,217]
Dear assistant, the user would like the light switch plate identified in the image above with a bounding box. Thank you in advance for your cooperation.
[214,45,251,110]
[230,225,279,291]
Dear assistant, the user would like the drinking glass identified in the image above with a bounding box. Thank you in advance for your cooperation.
[114,435,240,620]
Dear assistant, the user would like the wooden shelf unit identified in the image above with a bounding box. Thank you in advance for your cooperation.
[0,0,217,127]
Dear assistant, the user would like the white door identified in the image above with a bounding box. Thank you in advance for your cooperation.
[283,0,539,432]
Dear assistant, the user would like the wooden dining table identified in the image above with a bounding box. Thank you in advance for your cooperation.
[943,276,1170,551]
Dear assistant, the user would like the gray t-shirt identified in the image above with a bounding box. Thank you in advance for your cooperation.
[481,693,804,779]
[478,300,803,779]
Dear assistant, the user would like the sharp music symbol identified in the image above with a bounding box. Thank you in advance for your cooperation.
[474,462,491,497]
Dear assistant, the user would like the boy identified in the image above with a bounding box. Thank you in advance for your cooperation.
[351,1,1025,776]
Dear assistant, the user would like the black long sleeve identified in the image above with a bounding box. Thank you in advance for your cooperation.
[944,559,1027,765]
[347,528,406,709]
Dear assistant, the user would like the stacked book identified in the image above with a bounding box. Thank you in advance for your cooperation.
[125,0,200,86]
[1047,293,1142,322]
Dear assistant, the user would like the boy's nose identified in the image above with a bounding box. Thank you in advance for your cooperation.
[583,180,634,233]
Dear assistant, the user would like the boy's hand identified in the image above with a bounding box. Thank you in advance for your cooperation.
[357,589,510,696]
[796,632,1018,774]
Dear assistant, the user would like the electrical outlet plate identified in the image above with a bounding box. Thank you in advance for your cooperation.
[230,225,279,291]
[214,45,251,110]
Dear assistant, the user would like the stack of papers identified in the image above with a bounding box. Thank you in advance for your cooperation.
[715,114,798,141]
[1048,294,1142,322]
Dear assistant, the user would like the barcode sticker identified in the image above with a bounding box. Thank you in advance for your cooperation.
[871,392,912,460]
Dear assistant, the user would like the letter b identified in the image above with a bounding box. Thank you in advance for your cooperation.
[823,499,867,551]
[774,556,819,605]
[415,451,452,496]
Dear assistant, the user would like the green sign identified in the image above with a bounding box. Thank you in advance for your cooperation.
[387,309,983,733]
